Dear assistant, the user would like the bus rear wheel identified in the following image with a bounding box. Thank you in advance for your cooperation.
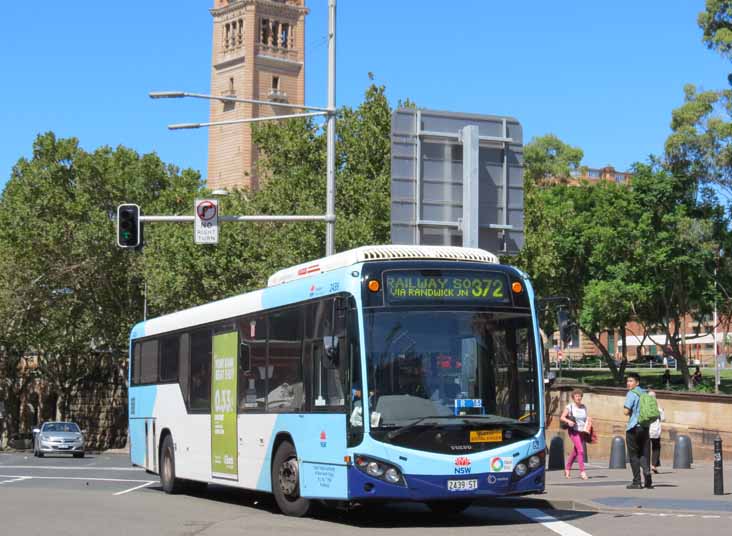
[271,440,311,517]
[160,434,183,494]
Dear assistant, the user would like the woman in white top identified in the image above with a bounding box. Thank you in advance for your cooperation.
[648,390,665,473]
[560,388,591,480]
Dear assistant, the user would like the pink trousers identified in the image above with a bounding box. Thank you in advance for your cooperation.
[566,430,585,472]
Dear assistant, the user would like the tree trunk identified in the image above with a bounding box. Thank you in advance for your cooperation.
[582,329,623,384]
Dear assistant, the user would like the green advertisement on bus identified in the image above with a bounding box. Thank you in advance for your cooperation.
[211,330,238,480]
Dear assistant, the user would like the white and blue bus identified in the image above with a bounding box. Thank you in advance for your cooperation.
[128,245,545,516]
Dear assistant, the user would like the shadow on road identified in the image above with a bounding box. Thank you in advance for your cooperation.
[151,483,597,528]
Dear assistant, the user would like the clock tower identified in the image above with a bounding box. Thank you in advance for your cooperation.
[208,0,308,190]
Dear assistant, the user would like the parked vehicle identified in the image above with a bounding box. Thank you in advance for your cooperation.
[645,355,677,369]
[33,421,85,458]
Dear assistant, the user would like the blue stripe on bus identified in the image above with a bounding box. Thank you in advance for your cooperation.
[128,385,158,466]
[347,465,544,501]
[255,413,349,499]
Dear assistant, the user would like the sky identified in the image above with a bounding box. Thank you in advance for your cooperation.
[1,1,729,190]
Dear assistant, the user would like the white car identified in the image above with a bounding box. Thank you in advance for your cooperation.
[33,421,85,458]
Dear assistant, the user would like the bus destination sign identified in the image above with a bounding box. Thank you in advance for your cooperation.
[384,271,510,305]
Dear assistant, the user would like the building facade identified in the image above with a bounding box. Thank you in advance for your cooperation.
[208,0,308,191]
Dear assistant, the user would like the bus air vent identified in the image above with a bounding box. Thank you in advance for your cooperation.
[267,245,498,287]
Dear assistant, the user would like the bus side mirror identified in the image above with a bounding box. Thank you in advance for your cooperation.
[323,336,339,369]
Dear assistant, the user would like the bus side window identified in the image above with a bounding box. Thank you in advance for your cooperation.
[160,335,179,382]
[190,329,212,412]
[179,333,190,407]
[267,307,304,412]
[132,343,142,386]
[238,316,267,410]
[140,340,159,384]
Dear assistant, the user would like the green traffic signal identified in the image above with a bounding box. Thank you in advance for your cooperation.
[117,204,141,248]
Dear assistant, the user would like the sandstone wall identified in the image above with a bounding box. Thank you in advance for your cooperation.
[547,385,732,463]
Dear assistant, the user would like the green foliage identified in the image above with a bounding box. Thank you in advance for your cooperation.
[523,134,583,188]
[0,132,203,417]
[698,0,732,60]
[519,133,730,386]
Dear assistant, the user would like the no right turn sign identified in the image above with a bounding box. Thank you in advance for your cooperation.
[195,199,219,244]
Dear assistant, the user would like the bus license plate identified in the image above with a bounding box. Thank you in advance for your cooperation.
[447,479,478,491]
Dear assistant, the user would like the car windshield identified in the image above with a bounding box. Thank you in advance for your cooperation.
[364,309,538,429]
[43,423,80,433]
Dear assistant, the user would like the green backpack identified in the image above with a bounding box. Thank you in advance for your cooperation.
[633,388,661,427]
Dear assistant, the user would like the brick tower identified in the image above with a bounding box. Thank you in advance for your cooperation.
[208,0,308,191]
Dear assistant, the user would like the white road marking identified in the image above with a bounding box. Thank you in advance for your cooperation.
[0,465,138,471]
[0,476,31,484]
[515,508,593,536]
[0,474,152,483]
[114,481,156,496]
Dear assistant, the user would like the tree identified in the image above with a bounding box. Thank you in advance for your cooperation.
[0,132,201,426]
[698,0,732,60]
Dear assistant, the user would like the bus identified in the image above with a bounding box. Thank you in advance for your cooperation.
[128,245,545,516]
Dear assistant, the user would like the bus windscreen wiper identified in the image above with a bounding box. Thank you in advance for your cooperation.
[386,416,468,440]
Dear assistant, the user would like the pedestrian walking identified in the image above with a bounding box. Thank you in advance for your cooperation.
[560,388,591,480]
[624,372,653,489]
[648,390,665,473]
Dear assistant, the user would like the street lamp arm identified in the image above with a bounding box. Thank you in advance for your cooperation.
[168,111,327,130]
[149,90,331,113]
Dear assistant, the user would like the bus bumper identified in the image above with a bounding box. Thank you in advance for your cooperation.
[346,465,545,501]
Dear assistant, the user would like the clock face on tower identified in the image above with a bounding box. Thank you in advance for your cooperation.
[207,0,307,191]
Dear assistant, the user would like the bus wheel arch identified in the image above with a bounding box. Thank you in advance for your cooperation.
[271,435,311,517]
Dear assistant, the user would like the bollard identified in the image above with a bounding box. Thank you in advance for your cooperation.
[714,436,724,495]
[673,435,693,469]
[609,436,626,469]
[548,435,565,470]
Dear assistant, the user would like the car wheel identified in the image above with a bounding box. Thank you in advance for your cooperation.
[426,500,473,516]
[271,440,311,517]
[160,434,183,494]
[73,452,84,458]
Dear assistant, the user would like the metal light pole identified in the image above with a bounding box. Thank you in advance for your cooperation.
[325,0,337,256]
[714,263,719,394]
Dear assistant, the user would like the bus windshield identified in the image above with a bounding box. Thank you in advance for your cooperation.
[364,309,537,430]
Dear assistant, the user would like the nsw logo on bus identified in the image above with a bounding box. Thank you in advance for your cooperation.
[454,456,471,474]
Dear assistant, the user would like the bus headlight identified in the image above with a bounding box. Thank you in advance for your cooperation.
[528,455,542,470]
[384,467,401,484]
[514,462,528,478]
[353,454,406,486]
[366,462,384,477]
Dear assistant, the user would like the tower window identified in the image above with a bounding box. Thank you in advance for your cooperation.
[272,76,280,90]
[261,18,270,44]
[281,23,289,48]
[271,21,279,47]
[224,23,231,49]
[237,19,243,45]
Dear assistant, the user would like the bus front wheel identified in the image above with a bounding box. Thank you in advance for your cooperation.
[160,434,183,494]
[271,440,311,517]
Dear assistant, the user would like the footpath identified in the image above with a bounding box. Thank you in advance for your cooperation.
[498,462,732,515]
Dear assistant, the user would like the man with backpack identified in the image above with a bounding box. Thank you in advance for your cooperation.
[624,372,660,489]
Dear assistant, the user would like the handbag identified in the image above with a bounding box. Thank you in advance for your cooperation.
[560,405,576,430]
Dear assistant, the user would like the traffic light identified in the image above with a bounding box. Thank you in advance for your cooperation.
[117,204,141,248]
[558,308,572,347]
